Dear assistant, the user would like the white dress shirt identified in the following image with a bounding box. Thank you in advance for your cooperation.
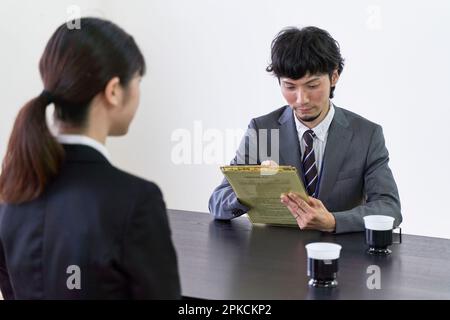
[56,134,111,162]
[293,102,335,175]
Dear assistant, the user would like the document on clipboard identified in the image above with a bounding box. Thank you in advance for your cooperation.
[220,165,309,226]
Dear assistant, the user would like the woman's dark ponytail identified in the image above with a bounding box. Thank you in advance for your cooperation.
[0,92,64,204]
[0,18,145,204]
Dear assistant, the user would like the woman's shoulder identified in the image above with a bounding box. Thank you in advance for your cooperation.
[107,165,163,198]
[54,159,164,204]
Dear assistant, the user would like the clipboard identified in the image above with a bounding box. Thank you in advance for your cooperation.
[221,165,309,226]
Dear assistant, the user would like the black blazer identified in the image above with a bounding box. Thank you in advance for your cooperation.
[0,144,181,299]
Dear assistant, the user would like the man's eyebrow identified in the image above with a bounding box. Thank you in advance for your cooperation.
[303,77,321,84]
[282,77,321,85]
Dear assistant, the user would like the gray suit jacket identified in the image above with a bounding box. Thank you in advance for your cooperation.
[208,105,402,233]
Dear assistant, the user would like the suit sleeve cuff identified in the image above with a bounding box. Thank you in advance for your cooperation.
[229,197,249,218]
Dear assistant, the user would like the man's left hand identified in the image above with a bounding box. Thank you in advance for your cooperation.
[280,192,336,232]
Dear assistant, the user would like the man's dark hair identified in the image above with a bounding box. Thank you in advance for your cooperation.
[266,26,345,98]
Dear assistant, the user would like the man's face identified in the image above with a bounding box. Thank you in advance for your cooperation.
[280,71,338,123]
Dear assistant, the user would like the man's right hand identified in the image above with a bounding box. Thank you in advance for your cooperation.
[261,160,279,167]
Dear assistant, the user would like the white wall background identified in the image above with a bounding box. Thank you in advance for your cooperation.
[1,0,450,242]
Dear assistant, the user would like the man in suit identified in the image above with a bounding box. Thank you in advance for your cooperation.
[208,26,402,233]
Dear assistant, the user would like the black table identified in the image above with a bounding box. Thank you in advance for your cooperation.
[168,209,450,300]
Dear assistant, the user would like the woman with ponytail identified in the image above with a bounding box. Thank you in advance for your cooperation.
[0,18,181,299]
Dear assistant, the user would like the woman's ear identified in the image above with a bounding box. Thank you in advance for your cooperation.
[103,77,122,107]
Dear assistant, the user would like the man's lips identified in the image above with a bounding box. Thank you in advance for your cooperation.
[295,107,312,112]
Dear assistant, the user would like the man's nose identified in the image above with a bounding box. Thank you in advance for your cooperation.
[296,89,309,105]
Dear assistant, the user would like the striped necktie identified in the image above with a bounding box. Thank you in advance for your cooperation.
[302,130,318,197]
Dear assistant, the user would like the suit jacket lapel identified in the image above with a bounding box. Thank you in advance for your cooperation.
[278,107,303,175]
[318,107,353,202]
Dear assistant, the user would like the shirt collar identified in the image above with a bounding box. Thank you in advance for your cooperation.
[56,134,111,162]
[293,101,335,142]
